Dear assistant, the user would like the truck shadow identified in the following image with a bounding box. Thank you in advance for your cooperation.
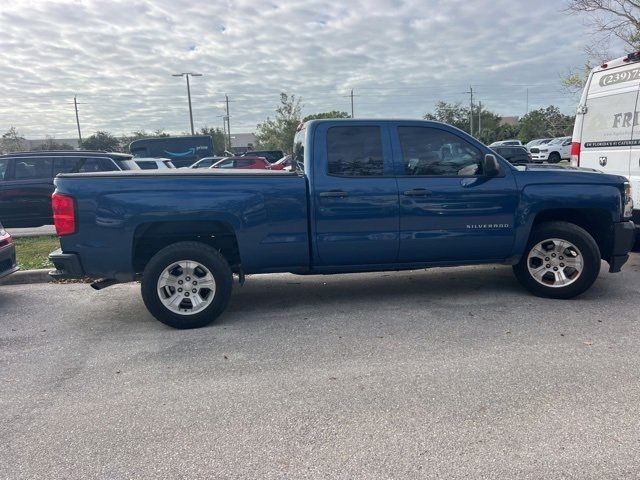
[223,265,525,321]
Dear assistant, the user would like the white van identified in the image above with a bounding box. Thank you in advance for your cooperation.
[571,52,640,224]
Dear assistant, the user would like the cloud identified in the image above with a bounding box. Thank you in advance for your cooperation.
[0,0,624,138]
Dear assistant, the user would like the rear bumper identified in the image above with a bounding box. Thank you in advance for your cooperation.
[48,249,85,279]
[608,220,636,273]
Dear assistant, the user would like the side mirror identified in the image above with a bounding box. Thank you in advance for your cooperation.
[483,153,501,177]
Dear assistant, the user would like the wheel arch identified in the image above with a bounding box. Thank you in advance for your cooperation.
[530,208,612,260]
[132,220,241,274]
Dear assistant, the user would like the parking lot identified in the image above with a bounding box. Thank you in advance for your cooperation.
[1,256,639,479]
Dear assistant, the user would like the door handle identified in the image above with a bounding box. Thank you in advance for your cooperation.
[403,188,432,197]
[319,190,349,198]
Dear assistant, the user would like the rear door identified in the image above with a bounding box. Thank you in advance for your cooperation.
[312,123,399,266]
[580,64,640,182]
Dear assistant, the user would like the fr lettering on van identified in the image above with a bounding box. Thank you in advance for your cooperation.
[612,111,640,128]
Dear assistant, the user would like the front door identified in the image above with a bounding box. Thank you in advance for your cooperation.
[392,124,518,263]
[312,123,399,266]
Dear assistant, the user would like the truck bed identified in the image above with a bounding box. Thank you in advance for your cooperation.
[54,170,310,280]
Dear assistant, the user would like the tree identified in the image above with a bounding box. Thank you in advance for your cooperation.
[32,136,75,151]
[423,101,471,132]
[81,131,120,151]
[518,106,575,142]
[0,126,25,154]
[568,0,640,49]
[303,111,351,122]
[423,101,508,142]
[563,1,640,90]
[255,93,302,154]
[199,126,227,155]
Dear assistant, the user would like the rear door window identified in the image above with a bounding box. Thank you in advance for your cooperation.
[236,159,254,168]
[136,161,158,170]
[79,158,119,172]
[14,158,53,180]
[326,126,384,176]
[53,157,79,174]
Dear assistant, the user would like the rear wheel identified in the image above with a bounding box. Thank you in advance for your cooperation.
[547,152,561,163]
[513,221,601,299]
[141,241,232,329]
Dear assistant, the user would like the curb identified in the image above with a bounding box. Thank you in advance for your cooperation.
[0,269,52,286]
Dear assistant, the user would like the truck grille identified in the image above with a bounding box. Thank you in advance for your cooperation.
[530,148,540,153]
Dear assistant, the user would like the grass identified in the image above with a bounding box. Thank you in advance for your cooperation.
[13,235,60,270]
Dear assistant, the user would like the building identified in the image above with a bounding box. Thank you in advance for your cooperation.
[230,132,257,153]
[23,138,80,150]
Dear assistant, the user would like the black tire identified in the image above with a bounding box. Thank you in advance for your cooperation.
[547,152,561,163]
[513,221,601,299]
[141,241,233,329]
[632,229,640,252]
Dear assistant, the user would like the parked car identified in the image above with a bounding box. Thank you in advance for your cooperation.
[49,119,635,329]
[491,145,532,165]
[0,151,138,228]
[241,150,285,163]
[211,156,285,170]
[525,138,552,150]
[0,221,18,280]
[488,139,523,147]
[190,156,226,169]
[571,50,640,232]
[134,158,176,170]
[529,136,572,163]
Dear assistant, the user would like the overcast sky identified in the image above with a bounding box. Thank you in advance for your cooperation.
[0,0,623,138]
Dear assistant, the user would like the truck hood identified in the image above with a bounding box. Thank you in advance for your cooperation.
[513,164,628,186]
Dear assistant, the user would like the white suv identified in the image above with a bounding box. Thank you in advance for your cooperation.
[529,136,571,163]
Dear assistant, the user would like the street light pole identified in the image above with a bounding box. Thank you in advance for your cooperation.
[172,72,202,135]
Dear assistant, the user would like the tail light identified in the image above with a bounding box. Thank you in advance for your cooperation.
[570,142,580,167]
[52,193,76,236]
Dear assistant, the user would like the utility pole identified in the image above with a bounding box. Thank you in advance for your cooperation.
[350,89,354,118]
[343,89,358,118]
[225,94,231,152]
[73,95,82,146]
[526,88,529,115]
[478,101,482,134]
[467,86,474,136]
[172,72,202,135]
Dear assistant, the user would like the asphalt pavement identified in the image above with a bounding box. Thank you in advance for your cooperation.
[2,257,640,479]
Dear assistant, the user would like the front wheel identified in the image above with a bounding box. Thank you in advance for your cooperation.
[141,241,233,329]
[513,221,601,299]
[547,152,561,163]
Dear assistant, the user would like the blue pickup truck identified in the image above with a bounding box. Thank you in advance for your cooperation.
[49,119,636,329]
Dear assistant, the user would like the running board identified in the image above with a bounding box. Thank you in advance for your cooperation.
[90,278,119,290]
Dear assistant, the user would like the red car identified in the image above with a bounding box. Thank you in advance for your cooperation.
[210,156,286,170]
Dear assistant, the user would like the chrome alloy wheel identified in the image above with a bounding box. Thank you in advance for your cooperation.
[527,238,584,288]
[156,260,217,315]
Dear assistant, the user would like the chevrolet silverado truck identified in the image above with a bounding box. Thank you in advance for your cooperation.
[49,119,636,329]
